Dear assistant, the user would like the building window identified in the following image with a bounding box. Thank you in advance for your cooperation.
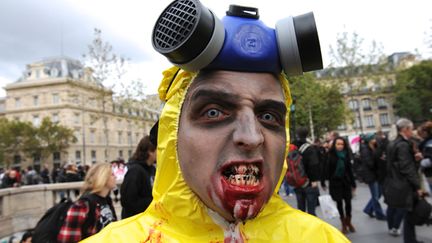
[53,152,61,164]
[103,130,109,145]
[377,97,387,109]
[33,153,41,165]
[380,113,390,126]
[74,128,80,143]
[118,131,123,144]
[362,98,371,111]
[75,150,81,164]
[127,132,132,145]
[72,96,79,104]
[365,115,375,128]
[32,115,40,127]
[337,123,347,130]
[88,98,96,107]
[13,155,21,166]
[90,130,95,143]
[35,69,40,79]
[348,99,359,110]
[15,97,21,108]
[354,115,361,129]
[104,149,109,160]
[118,150,123,159]
[52,113,59,123]
[128,150,132,159]
[74,113,80,124]
[91,150,97,164]
[33,95,39,106]
[52,93,60,104]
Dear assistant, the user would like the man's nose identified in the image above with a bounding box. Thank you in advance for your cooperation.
[232,112,264,150]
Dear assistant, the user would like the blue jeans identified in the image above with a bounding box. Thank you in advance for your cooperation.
[387,207,407,230]
[363,181,386,218]
[294,186,319,216]
[283,178,293,195]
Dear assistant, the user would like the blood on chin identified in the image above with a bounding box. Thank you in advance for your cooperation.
[210,175,270,222]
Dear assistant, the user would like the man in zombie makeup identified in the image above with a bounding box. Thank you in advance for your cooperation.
[83,1,348,242]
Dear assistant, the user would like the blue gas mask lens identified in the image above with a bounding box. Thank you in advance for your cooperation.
[152,0,323,76]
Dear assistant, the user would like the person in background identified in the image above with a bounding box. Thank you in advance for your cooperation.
[60,163,81,198]
[120,135,156,219]
[292,127,321,216]
[40,163,51,184]
[375,131,389,188]
[384,118,426,241]
[361,133,386,220]
[1,169,20,188]
[323,137,357,234]
[24,166,40,185]
[57,163,117,242]
[418,121,432,192]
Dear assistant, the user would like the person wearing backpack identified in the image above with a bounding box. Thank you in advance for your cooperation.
[291,127,321,216]
[56,163,118,242]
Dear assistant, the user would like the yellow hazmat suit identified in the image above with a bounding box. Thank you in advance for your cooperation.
[82,67,349,242]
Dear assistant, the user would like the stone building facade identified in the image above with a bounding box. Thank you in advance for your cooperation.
[2,57,160,169]
[316,52,418,137]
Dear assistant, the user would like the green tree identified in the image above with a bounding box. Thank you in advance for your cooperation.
[33,117,77,162]
[289,73,347,139]
[0,118,36,168]
[393,60,432,123]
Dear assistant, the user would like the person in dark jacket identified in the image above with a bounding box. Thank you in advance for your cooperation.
[384,118,426,241]
[40,163,51,184]
[120,135,156,219]
[375,131,389,185]
[418,121,432,192]
[292,127,321,216]
[323,136,357,234]
[361,133,386,220]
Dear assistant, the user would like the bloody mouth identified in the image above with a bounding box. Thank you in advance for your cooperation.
[213,161,268,221]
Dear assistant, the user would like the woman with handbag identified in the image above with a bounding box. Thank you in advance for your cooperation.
[323,136,357,234]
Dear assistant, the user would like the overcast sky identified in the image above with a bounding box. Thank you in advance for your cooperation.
[0,0,431,97]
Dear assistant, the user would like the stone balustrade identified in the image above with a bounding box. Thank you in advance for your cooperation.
[0,182,122,239]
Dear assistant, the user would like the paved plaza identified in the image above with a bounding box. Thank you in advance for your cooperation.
[281,183,432,243]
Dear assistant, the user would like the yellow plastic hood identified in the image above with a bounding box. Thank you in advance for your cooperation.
[82,67,349,242]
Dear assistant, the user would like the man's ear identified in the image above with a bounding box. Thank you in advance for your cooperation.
[150,120,159,147]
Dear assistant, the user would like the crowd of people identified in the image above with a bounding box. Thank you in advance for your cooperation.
[4,119,430,242]
[283,119,432,243]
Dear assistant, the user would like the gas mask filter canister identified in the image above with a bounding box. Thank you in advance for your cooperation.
[152,0,323,76]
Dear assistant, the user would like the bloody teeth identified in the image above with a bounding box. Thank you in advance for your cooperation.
[223,163,261,186]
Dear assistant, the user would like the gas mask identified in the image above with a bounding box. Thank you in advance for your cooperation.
[152,0,323,76]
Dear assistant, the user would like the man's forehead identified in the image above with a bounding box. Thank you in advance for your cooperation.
[187,70,284,98]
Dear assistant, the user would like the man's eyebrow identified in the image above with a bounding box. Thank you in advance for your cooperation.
[190,89,240,103]
[256,99,287,114]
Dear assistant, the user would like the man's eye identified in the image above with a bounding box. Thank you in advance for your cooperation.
[260,113,276,121]
[206,108,221,118]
